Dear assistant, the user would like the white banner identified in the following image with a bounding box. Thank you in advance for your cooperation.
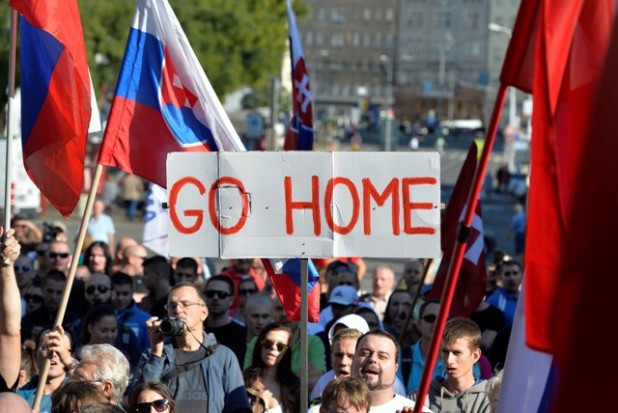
[167,152,441,258]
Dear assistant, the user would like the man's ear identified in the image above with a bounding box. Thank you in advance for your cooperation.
[102,380,113,398]
[472,347,482,363]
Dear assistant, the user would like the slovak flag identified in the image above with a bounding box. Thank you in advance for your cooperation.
[283,0,314,150]
[264,258,321,322]
[9,0,92,218]
[427,142,487,317]
[98,0,245,187]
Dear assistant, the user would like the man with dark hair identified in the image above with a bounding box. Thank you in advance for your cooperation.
[352,331,431,412]
[204,275,247,364]
[21,270,78,341]
[486,260,522,328]
[111,272,151,352]
[137,282,251,412]
[173,257,199,285]
[139,256,172,318]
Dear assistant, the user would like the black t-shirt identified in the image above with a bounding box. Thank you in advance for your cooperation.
[205,320,247,366]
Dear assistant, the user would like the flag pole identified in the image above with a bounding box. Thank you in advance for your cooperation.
[400,258,433,343]
[413,83,508,413]
[300,258,308,411]
[3,10,18,237]
[33,163,104,410]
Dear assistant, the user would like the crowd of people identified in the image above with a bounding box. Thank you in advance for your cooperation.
[0,210,522,412]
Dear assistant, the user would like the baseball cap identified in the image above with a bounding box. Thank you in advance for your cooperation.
[328,314,370,343]
[328,285,358,306]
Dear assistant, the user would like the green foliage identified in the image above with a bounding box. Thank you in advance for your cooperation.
[0,0,310,125]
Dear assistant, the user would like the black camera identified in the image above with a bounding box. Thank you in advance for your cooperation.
[159,317,186,337]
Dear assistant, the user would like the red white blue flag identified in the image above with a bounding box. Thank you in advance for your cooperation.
[283,0,314,150]
[10,0,91,218]
[98,0,245,187]
[264,258,320,322]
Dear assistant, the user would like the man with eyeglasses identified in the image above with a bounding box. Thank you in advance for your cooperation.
[203,275,247,365]
[45,240,87,316]
[137,282,251,412]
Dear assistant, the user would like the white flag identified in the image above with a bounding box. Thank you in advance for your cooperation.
[142,183,169,257]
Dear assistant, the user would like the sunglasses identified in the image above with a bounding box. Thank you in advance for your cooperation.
[422,314,437,323]
[503,271,520,276]
[49,252,69,259]
[135,399,169,413]
[14,265,33,272]
[261,339,288,352]
[24,294,44,303]
[239,288,257,295]
[86,285,110,295]
[204,290,231,299]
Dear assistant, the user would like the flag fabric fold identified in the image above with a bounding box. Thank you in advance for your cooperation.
[552,18,618,411]
[10,0,91,217]
[283,0,314,150]
[97,0,244,188]
[496,0,614,411]
[427,142,487,317]
[263,258,320,322]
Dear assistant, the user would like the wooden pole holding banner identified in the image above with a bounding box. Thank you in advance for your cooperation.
[3,9,18,244]
[32,163,104,410]
[300,258,309,411]
[413,83,508,413]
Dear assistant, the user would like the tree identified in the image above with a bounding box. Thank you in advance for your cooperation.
[0,0,310,127]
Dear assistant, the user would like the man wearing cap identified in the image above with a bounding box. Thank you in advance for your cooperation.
[322,285,359,332]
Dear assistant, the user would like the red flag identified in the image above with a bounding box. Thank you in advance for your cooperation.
[427,143,487,317]
[521,0,613,354]
[553,19,618,412]
[10,0,91,218]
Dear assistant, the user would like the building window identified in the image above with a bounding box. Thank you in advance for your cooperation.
[364,9,371,21]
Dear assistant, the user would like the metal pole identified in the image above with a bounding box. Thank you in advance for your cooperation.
[268,75,279,151]
[3,10,18,235]
[300,258,308,411]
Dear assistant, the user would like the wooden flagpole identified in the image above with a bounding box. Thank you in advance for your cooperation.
[32,163,104,410]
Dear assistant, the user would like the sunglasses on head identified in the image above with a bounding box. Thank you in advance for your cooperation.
[204,290,231,299]
[261,339,288,352]
[135,399,169,413]
[422,314,437,323]
[49,252,69,259]
[86,285,110,295]
[24,294,44,303]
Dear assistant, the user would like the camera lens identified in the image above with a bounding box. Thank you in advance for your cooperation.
[159,317,185,337]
